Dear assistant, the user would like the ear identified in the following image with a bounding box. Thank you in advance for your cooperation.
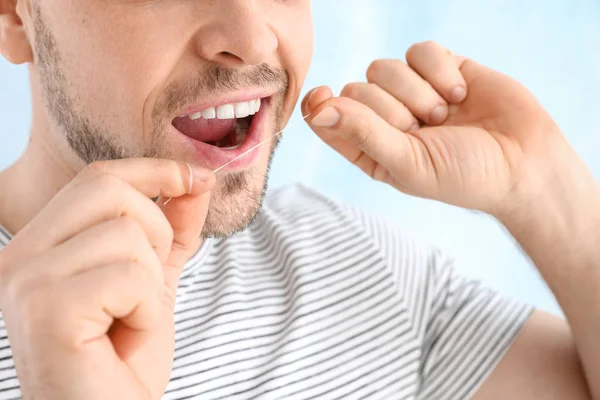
[0,0,33,64]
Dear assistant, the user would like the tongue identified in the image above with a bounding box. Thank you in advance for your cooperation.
[172,116,235,142]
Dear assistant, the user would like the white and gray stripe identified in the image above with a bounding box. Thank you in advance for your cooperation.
[0,184,532,399]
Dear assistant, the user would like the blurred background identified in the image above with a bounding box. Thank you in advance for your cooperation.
[1,0,599,314]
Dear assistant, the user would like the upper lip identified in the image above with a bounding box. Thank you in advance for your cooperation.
[172,88,278,120]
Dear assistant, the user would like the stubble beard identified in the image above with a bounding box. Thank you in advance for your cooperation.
[31,2,288,238]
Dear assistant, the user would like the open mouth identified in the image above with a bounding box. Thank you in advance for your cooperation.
[171,98,261,150]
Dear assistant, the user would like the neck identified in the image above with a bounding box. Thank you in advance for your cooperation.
[0,95,84,236]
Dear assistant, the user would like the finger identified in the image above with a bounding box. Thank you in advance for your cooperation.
[405,41,468,104]
[55,261,163,344]
[306,92,432,188]
[367,58,449,126]
[20,159,215,257]
[93,159,215,289]
[25,175,173,262]
[98,159,216,282]
[19,216,164,285]
[340,82,420,132]
[304,86,381,178]
[159,190,212,296]
[79,158,215,200]
[302,85,333,115]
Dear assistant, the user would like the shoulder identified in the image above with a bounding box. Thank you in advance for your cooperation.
[257,183,436,286]
[262,183,348,219]
[260,183,409,241]
[261,183,431,262]
[257,184,357,231]
[258,183,404,246]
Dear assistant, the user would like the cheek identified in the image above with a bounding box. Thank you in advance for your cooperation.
[271,5,314,110]
[289,23,314,82]
[44,2,188,136]
[283,6,314,77]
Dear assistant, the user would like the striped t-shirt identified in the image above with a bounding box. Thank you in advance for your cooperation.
[0,184,532,400]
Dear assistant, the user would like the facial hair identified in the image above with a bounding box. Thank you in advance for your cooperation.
[31,2,290,238]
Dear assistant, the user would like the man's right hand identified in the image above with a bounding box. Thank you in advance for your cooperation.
[0,158,215,400]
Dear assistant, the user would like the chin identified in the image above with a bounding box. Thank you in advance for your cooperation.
[201,163,270,238]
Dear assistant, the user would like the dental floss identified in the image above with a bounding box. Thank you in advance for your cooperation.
[162,162,193,207]
[212,112,312,173]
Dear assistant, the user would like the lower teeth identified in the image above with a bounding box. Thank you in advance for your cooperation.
[216,118,249,150]
[220,144,242,150]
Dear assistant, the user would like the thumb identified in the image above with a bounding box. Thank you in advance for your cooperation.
[303,86,422,183]
[158,179,214,294]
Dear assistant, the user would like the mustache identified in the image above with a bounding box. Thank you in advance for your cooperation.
[154,63,289,119]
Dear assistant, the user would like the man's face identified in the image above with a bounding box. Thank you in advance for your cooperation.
[30,0,313,237]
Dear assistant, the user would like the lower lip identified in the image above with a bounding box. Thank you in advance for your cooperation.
[170,99,269,172]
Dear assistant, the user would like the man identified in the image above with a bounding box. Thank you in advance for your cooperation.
[0,0,596,399]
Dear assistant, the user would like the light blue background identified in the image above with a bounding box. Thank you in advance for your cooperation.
[1,0,599,314]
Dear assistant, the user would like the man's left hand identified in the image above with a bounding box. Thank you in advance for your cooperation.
[303,41,587,221]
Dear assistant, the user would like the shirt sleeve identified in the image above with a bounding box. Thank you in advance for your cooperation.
[341,204,534,400]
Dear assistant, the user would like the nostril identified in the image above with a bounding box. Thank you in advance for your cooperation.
[217,51,244,64]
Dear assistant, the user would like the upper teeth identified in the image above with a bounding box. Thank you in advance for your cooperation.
[188,99,261,121]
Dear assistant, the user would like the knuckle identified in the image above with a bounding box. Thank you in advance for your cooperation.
[17,285,55,336]
[417,40,438,51]
[93,172,123,192]
[123,261,152,286]
[135,238,156,265]
[366,59,386,81]
[340,82,363,99]
[387,106,417,131]
[83,160,109,178]
[118,216,167,269]
[407,40,440,61]
[154,158,174,176]
[0,247,32,285]
[4,269,42,306]
[389,114,411,131]
[368,59,405,83]
[162,285,177,310]
[348,115,374,150]
[0,252,55,307]
[161,159,184,185]
[405,44,420,61]
[117,216,146,244]
[154,158,173,170]
[122,236,156,276]
[407,41,429,57]
[153,158,186,194]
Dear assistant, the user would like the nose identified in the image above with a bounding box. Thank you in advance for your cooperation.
[193,2,278,67]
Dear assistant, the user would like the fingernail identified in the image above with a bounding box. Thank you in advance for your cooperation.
[310,107,340,127]
[306,87,322,109]
[190,164,214,181]
[430,105,448,125]
[450,86,467,103]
